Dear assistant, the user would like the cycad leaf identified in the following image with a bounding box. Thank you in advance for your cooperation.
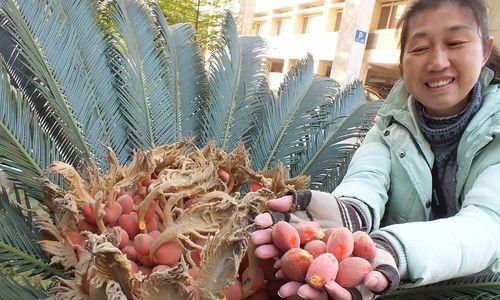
[0,0,101,165]
[0,58,60,200]
[201,12,268,152]
[251,54,339,171]
[0,271,47,300]
[152,2,208,142]
[0,187,65,279]
[298,99,381,192]
[47,0,129,163]
[381,273,500,300]
[108,0,174,150]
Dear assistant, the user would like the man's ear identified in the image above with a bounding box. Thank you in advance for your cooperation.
[482,36,495,66]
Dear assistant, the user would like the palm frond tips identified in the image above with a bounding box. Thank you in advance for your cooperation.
[0,0,102,165]
[0,187,65,280]
[0,58,61,200]
[251,54,339,171]
[48,0,130,164]
[298,100,381,192]
[152,3,208,143]
[381,273,500,300]
[108,0,175,151]
[201,12,268,152]
[0,271,47,300]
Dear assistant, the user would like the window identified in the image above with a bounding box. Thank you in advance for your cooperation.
[302,14,323,34]
[270,59,284,73]
[325,65,332,77]
[275,19,284,35]
[377,2,405,29]
[334,9,342,32]
[318,60,333,77]
[254,22,264,36]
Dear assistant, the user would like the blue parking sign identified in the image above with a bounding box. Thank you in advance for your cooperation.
[355,30,367,44]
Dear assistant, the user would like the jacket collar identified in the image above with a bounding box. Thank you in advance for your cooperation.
[375,68,499,169]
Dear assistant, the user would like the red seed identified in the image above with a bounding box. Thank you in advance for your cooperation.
[118,214,139,239]
[117,194,134,214]
[154,241,183,266]
[272,221,300,252]
[249,182,263,192]
[141,175,152,187]
[353,231,377,262]
[189,248,202,267]
[66,231,83,246]
[326,227,354,261]
[103,202,122,225]
[133,195,143,206]
[82,203,96,224]
[77,219,98,233]
[304,240,327,258]
[336,257,372,288]
[149,230,162,241]
[138,253,154,267]
[218,169,230,183]
[134,233,153,256]
[138,266,152,277]
[146,217,158,232]
[305,253,339,289]
[224,281,243,300]
[280,248,314,281]
[122,244,138,261]
[294,221,324,244]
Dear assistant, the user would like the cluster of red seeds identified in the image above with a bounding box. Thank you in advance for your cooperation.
[223,221,377,299]
[64,173,212,284]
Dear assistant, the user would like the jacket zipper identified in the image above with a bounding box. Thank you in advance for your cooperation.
[389,117,432,170]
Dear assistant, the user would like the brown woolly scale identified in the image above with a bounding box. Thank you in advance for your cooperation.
[39,140,307,299]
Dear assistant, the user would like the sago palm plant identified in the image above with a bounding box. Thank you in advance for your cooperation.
[0,0,497,299]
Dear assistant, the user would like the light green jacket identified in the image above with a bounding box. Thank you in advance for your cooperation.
[333,68,500,287]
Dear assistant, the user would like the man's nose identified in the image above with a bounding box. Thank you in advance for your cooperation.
[427,47,451,72]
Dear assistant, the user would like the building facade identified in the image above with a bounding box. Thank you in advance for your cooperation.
[239,0,500,97]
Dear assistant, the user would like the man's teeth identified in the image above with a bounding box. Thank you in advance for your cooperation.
[427,79,453,88]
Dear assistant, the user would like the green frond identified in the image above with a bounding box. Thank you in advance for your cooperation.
[200,12,268,152]
[297,100,381,192]
[48,0,130,164]
[0,271,47,300]
[0,58,61,200]
[250,54,339,171]
[382,273,500,300]
[0,187,66,279]
[0,0,98,165]
[152,3,208,143]
[108,0,175,150]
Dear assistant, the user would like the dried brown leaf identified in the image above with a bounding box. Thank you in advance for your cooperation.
[195,193,265,299]
[141,260,194,300]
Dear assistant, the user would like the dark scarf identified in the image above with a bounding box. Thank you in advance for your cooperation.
[414,82,483,220]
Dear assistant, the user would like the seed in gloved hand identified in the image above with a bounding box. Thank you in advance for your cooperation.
[336,256,372,288]
[280,248,314,281]
[306,253,339,289]
[304,240,326,258]
[294,221,324,245]
[326,227,354,261]
[272,221,300,252]
[353,231,377,262]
